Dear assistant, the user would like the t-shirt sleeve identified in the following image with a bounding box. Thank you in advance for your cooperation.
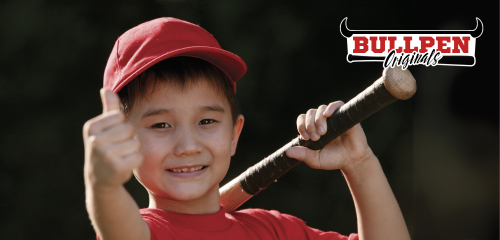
[241,208,358,240]
[140,210,169,240]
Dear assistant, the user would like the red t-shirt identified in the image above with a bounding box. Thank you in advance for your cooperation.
[140,205,359,240]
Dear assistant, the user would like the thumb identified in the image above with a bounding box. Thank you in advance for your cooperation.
[286,146,319,165]
[100,88,121,113]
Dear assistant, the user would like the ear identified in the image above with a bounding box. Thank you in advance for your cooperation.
[230,114,245,156]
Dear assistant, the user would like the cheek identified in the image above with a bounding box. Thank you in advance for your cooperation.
[140,136,162,160]
[206,127,233,156]
[136,130,170,159]
[207,128,233,179]
[134,133,169,178]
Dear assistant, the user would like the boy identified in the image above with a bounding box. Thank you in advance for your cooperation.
[83,17,411,240]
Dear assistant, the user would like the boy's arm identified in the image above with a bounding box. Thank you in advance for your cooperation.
[342,149,410,240]
[286,101,411,240]
[83,89,150,240]
[85,186,150,240]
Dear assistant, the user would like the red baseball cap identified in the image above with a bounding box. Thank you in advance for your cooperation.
[103,17,247,93]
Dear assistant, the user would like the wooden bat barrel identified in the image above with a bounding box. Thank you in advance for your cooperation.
[220,66,417,212]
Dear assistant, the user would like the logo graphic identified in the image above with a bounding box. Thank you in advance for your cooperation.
[340,18,483,69]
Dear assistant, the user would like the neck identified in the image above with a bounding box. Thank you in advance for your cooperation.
[147,185,221,214]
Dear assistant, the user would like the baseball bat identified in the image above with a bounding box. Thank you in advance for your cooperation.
[220,67,417,212]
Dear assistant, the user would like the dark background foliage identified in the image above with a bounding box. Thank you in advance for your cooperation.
[0,0,497,239]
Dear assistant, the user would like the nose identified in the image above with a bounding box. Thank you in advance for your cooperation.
[172,125,202,156]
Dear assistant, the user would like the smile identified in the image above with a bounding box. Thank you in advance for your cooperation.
[167,166,207,173]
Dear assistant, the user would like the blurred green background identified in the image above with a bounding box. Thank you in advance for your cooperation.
[0,0,497,239]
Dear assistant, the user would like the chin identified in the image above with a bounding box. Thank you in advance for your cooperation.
[170,190,205,201]
[165,183,218,202]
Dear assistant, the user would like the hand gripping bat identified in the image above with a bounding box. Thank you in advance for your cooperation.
[220,67,417,212]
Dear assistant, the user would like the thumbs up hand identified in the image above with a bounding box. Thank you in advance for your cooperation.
[100,88,121,113]
[83,89,143,190]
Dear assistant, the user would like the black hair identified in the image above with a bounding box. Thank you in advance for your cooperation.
[118,56,240,125]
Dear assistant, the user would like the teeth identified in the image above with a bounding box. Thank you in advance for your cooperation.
[169,166,204,173]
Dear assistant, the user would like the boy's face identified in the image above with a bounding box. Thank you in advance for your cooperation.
[126,77,244,206]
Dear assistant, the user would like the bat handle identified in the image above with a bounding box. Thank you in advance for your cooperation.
[304,66,416,150]
[221,67,416,212]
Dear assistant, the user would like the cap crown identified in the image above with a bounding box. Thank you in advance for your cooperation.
[104,17,246,93]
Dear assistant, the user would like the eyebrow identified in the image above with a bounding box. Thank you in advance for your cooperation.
[141,104,225,118]
[141,108,171,118]
[198,104,225,113]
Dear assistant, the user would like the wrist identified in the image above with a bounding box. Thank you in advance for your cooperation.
[85,174,122,196]
[84,165,125,194]
[340,148,379,180]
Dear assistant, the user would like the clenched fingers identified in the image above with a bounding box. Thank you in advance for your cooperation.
[296,101,345,142]
[305,109,319,140]
[98,139,141,161]
[120,152,144,170]
[93,123,136,146]
[296,114,309,140]
[83,111,126,137]
[323,101,344,118]
[315,105,328,136]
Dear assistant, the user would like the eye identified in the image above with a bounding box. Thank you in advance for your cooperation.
[151,122,171,129]
[199,119,217,125]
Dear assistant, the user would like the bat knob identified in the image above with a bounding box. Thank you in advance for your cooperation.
[382,66,417,100]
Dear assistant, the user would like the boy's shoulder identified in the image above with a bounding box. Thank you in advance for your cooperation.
[231,208,357,240]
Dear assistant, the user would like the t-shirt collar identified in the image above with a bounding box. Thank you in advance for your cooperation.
[142,205,232,231]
